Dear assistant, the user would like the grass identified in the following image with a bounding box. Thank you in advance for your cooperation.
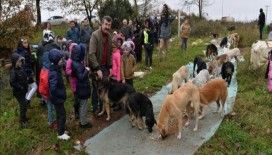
[0,24,271,154]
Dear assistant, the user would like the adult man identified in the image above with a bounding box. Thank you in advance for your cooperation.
[66,20,80,43]
[89,16,113,114]
[80,18,93,66]
[258,8,265,40]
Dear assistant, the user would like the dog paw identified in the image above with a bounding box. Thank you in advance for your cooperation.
[177,133,182,139]
[98,112,103,116]
[106,117,111,121]
[198,115,204,120]
[193,127,198,132]
[185,121,190,127]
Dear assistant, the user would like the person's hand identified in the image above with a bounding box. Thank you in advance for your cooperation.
[109,69,112,76]
[122,79,125,83]
[97,70,103,79]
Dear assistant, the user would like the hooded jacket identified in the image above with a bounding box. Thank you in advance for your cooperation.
[15,47,34,79]
[48,49,66,104]
[10,53,28,96]
[71,45,91,99]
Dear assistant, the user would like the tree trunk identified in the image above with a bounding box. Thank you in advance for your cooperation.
[133,0,138,17]
[198,0,202,18]
[36,0,41,25]
[0,0,2,20]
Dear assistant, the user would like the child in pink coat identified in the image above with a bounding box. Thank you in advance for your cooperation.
[110,34,124,82]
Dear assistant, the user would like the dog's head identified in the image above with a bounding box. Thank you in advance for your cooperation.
[157,124,167,139]
[146,117,156,133]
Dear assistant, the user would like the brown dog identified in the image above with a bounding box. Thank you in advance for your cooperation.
[157,82,200,139]
[198,79,228,119]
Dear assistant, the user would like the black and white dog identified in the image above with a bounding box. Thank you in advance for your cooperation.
[221,61,234,86]
[206,44,218,58]
[193,56,207,77]
[126,92,156,133]
[220,37,229,48]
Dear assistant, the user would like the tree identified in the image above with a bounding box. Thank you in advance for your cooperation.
[181,0,211,18]
[36,0,41,25]
[133,0,161,17]
[98,0,133,29]
[61,0,101,28]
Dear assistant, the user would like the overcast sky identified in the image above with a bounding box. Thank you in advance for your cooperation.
[165,0,272,22]
[41,0,272,23]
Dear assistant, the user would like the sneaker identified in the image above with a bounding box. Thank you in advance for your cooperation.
[20,122,28,129]
[149,67,153,70]
[57,133,70,140]
[80,122,93,128]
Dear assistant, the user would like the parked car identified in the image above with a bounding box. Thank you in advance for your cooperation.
[47,16,68,25]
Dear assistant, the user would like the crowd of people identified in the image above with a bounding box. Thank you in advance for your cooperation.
[9,4,180,140]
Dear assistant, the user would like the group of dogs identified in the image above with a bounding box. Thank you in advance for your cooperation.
[96,33,243,140]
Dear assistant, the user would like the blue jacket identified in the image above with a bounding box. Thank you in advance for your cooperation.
[67,27,80,44]
[48,49,66,104]
[80,26,93,44]
[71,45,91,99]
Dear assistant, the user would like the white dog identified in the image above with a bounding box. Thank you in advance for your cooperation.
[192,69,210,87]
[224,48,243,62]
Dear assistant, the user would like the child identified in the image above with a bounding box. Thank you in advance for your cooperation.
[48,49,70,140]
[65,42,80,119]
[143,19,154,69]
[71,44,92,128]
[121,41,137,87]
[10,53,29,128]
[110,34,124,82]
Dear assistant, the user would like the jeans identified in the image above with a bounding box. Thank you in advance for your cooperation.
[15,94,28,123]
[74,95,80,117]
[53,101,66,135]
[44,97,56,125]
[181,38,188,51]
[259,26,264,40]
[79,99,89,125]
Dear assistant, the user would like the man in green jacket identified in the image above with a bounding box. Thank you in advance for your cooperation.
[89,16,113,114]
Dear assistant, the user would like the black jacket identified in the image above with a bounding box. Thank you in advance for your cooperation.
[10,53,28,96]
[15,47,34,79]
[71,45,91,99]
[258,12,265,27]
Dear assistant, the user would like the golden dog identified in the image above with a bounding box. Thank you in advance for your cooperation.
[157,82,200,139]
[198,79,228,119]
[169,66,189,94]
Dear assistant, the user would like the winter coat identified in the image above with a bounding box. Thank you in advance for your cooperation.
[48,49,66,104]
[180,23,191,39]
[143,28,155,51]
[10,53,28,96]
[71,45,91,99]
[38,41,61,69]
[89,28,112,70]
[80,26,93,44]
[120,25,133,40]
[65,43,78,93]
[67,27,80,44]
[159,16,175,39]
[111,48,122,82]
[122,54,136,79]
[15,47,34,79]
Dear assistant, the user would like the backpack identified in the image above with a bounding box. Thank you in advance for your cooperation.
[39,68,49,99]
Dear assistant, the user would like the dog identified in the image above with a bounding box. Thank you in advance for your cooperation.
[193,56,207,77]
[192,69,210,87]
[228,33,240,48]
[221,61,234,86]
[198,79,228,119]
[170,66,189,94]
[208,54,228,78]
[97,78,135,121]
[126,92,156,132]
[206,44,218,59]
[224,48,242,62]
[220,37,229,48]
[157,82,200,139]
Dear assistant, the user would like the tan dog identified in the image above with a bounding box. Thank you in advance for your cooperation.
[198,79,228,119]
[228,33,240,48]
[169,66,189,94]
[208,55,227,78]
[157,82,200,139]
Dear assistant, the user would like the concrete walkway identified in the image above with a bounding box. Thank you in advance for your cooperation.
[78,62,238,155]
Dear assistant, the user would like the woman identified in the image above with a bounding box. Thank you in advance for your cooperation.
[16,38,37,106]
[43,22,54,42]
[159,4,175,60]
[180,19,191,51]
